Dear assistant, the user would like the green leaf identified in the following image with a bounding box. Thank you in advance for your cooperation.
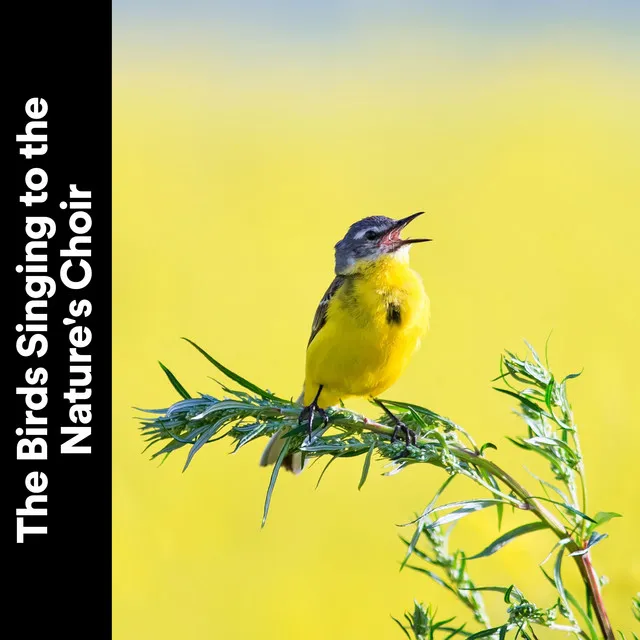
[493,387,546,415]
[553,548,573,622]
[466,625,507,639]
[561,371,583,383]
[476,466,504,528]
[315,455,340,489]
[480,442,497,454]
[182,417,229,471]
[425,500,506,530]
[589,511,622,531]
[459,585,523,603]
[513,622,530,640]
[158,362,190,399]
[406,405,430,432]
[400,475,455,569]
[525,496,596,523]
[375,397,459,431]
[523,436,578,461]
[544,377,555,413]
[531,474,571,507]
[568,531,608,556]
[232,422,268,452]
[262,438,290,527]
[466,522,547,560]
[358,440,375,490]
[391,616,411,639]
[442,623,469,639]
[402,498,508,527]
[524,340,543,365]
[503,584,516,603]
[431,616,457,632]
[539,537,571,567]
[406,565,457,594]
[183,338,283,401]
[540,568,598,640]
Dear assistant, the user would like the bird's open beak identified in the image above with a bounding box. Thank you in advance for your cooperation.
[385,212,432,247]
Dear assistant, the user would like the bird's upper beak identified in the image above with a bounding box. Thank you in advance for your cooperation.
[383,212,432,248]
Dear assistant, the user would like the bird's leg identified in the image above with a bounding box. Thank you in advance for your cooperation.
[298,385,329,440]
[373,398,417,448]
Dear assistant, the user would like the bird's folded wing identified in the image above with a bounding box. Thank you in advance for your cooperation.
[307,275,345,347]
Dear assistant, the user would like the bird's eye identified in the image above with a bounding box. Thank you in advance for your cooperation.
[364,230,378,241]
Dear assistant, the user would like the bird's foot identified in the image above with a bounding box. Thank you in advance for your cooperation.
[374,398,417,452]
[391,420,417,448]
[298,402,329,441]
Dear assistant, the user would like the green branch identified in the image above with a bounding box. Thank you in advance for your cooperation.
[139,339,627,640]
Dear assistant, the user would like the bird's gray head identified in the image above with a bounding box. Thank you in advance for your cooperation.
[334,212,430,274]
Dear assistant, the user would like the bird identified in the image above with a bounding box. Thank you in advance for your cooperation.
[260,212,431,473]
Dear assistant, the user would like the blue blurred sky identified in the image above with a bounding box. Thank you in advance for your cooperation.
[113,0,639,33]
[113,0,640,68]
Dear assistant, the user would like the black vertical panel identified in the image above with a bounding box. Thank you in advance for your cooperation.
[7,3,111,637]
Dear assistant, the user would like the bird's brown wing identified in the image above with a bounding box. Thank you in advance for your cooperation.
[307,275,345,347]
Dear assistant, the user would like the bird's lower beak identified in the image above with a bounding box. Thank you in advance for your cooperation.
[388,212,432,246]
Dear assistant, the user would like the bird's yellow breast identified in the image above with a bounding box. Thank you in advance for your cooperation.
[304,255,429,407]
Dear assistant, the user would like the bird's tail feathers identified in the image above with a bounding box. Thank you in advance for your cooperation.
[259,429,306,474]
[259,386,307,474]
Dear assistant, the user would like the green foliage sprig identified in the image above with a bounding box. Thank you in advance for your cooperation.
[139,339,635,640]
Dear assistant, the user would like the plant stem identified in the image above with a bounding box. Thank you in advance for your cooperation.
[459,449,613,640]
[356,419,614,640]
[579,552,612,639]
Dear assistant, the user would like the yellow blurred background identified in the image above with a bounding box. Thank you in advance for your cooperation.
[113,4,639,638]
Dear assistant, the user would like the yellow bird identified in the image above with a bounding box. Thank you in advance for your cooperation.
[260,212,431,472]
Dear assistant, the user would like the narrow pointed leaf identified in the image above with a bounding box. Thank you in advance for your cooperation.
[459,585,518,599]
[401,498,506,527]
[315,455,340,489]
[443,623,469,639]
[540,568,598,640]
[431,616,456,631]
[262,438,289,527]
[182,418,229,471]
[531,473,571,506]
[539,537,572,567]
[391,617,411,639]
[406,565,456,594]
[358,441,375,490]
[184,338,283,401]
[232,422,268,452]
[526,496,596,523]
[493,387,546,414]
[544,377,555,414]
[466,522,547,560]
[400,475,455,569]
[159,362,190,399]
[466,625,508,639]
[553,548,573,622]
[568,531,608,556]
[524,436,578,461]
[425,500,508,531]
